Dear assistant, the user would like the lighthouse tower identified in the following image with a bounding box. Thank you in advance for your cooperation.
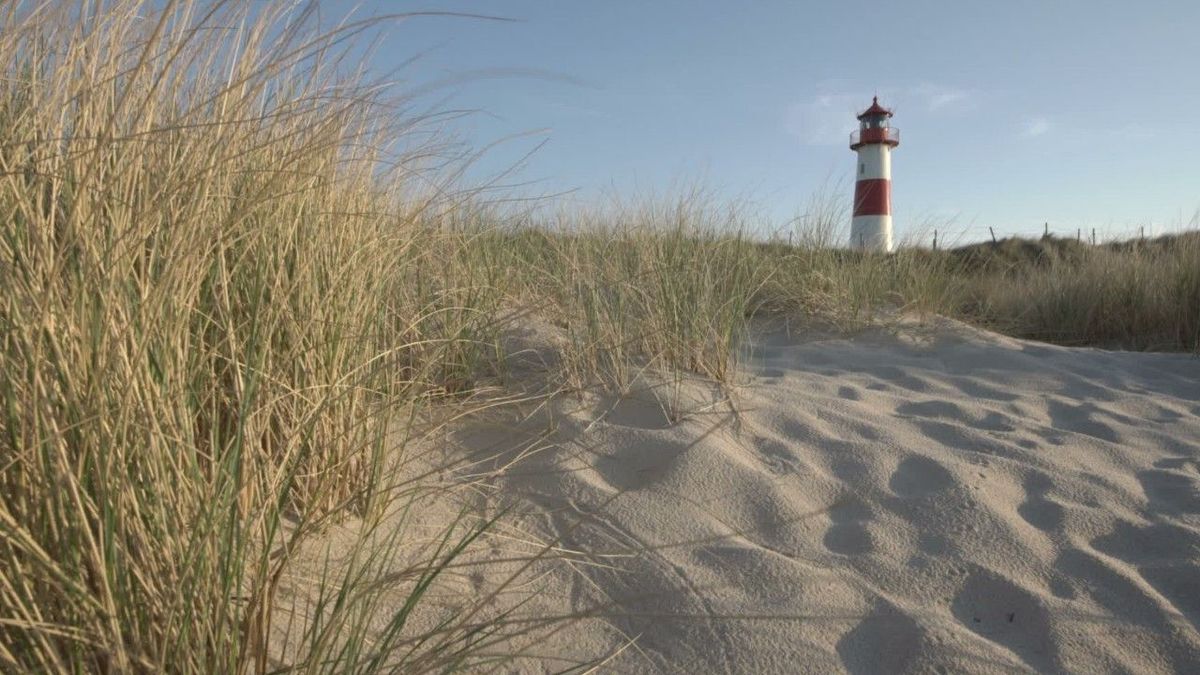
[849,97,899,252]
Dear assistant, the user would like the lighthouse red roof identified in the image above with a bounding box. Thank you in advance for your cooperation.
[856,96,893,120]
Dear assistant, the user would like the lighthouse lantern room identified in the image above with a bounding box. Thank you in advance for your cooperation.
[849,97,899,252]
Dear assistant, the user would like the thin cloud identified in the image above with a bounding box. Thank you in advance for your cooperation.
[912,83,975,112]
[784,83,978,145]
[1021,117,1051,137]
[928,91,968,110]
[784,93,862,146]
[921,90,969,111]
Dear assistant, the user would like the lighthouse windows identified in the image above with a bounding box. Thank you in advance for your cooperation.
[860,163,865,175]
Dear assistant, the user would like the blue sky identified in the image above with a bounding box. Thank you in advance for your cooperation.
[362,1,1200,242]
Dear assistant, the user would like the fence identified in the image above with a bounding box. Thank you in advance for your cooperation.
[764,220,1199,250]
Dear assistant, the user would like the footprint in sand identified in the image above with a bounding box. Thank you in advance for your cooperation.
[1046,399,1119,443]
[837,385,861,401]
[1092,520,1200,561]
[592,438,688,492]
[1155,456,1198,471]
[889,455,955,498]
[979,411,1017,432]
[836,603,924,675]
[896,399,966,421]
[1136,468,1200,515]
[950,377,1020,402]
[896,400,1016,432]
[866,365,932,393]
[1091,521,1200,635]
[1054,547,1186,635]
[1154,405,1185,423]
[950,571,1059,672]
[591,397,674,430]
[1137,564,1200,633]
[755,436,800,474]
[1017,471,1065,533]
[823,498,874,555]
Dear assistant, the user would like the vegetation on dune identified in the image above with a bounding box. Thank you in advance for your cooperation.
[947,233,1200,351]
[1,1,1196,673]
[492,198,766,391]
[492,223,1200,360]
[0,2,517,672]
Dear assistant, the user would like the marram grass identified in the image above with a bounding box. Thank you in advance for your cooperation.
[0,1,509,671]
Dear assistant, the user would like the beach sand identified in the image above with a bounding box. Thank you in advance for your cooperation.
[452,317,1200,673]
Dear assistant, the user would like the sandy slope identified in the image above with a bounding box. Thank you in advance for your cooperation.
[468,318,1200,673]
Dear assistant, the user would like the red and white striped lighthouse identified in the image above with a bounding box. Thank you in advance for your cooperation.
[849,97,899,252]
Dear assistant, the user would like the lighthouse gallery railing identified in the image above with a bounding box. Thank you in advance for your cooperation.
[849,127,900,147]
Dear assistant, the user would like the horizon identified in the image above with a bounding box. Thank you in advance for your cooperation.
[362,1,1200,243]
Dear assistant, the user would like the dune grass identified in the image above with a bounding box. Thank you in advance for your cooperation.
[500,197,767,391]
[2,1,1197,673]
[0,2,514,671]
[748,225,1200,353]
[947,233,1200,351]
[0,2,765,668]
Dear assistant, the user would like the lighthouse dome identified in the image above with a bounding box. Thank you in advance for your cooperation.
[856,96,893,120]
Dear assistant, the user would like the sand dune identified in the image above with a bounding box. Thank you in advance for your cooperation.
[462,317,1200,673]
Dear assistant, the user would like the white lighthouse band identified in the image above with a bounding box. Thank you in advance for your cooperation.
[849,97,899,252]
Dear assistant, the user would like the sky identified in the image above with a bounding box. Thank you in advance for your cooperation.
[359,0,1200,242]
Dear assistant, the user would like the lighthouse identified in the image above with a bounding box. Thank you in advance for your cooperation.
[849,97,899,252]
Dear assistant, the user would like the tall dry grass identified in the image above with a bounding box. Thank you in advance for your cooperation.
[758,229,1200,352]
[951,234,1200,351]
[0,1,511,671]
[507,197,766,392]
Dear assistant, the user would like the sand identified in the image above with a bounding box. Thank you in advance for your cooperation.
[455,317,1200,673]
